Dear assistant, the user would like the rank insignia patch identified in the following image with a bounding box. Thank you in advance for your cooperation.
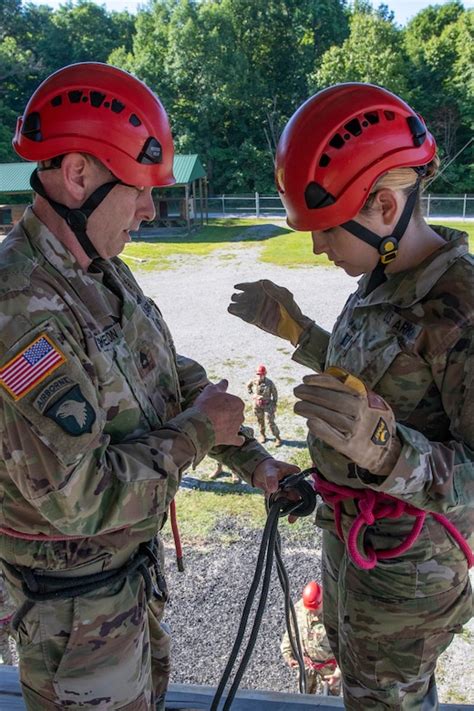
[45,385,96,436]
[0,334,66,400]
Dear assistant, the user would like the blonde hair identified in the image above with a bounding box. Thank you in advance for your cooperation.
[362,156,439,217]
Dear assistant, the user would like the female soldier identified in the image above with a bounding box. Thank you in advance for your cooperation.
[228,83,473,710]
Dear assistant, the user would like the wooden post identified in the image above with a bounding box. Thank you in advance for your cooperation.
[199,178,204,227]
[185,183,191,235]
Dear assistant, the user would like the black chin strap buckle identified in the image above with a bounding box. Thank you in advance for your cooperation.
[378,235,399,265]
[66,209,88,233]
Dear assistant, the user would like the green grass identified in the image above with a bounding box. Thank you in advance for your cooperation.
[162,488,267,544]
[122,217,289,270]
[428,219,474,251]
[121,217,473,271]
[260,229,330,267]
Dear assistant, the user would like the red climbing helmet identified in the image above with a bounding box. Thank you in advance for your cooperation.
[256,364,267,375]
[302,581,322,610]
[275,83,436,231]
[13,62,175,187]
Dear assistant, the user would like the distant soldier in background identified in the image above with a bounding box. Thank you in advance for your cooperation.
[0,574,16,666]
[209,462,240,483]
[281,581,341,696]
[247,365,282,445]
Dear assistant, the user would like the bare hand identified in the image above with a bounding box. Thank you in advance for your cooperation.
[288,659,299,669]
[194,380,245,447]
[251,458,300,494]
[326,666,342,687]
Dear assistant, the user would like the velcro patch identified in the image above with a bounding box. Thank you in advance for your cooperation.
[0,334,66,401]
[44,384,96,436]
[371,418,390,446]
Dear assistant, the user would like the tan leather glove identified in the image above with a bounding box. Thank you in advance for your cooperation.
[293,367,401,475]
[228,280,313,346]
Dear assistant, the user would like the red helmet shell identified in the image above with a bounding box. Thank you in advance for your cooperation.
[302,581,322,610]
[13,62,175,187]
[256,364,267,375]
[275,83,436,231]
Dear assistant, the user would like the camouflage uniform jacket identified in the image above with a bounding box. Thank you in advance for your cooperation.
[292,226,473,546]
[247,376,278,411]
[0,209,269,570]
[280,599,334,671]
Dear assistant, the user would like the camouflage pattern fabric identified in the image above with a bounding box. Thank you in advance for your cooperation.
[0,573,16,666]
[280,598,340,695]
[247,376,280,438]
[0,208,270,708]
[292,226,473,709]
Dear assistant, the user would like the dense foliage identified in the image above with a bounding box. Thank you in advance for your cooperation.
[1,0,472,193]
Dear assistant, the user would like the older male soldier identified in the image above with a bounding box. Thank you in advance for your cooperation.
[0,63,298,710]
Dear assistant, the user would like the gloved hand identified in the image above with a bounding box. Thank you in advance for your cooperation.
[293,367,401,475]
[228,280,313,346]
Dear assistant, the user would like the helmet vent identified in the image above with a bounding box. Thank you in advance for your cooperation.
[344,118,362,136]
[319,153,331,168]
[305,182,336,209]
[329,133,344,149]
[384,110,395,120]
[364,111,379,125]
[90,91,106,107]
[129,113,142,127]
[51,95,62,107]
[22,111,42,141]
[111,99,125,114]
[68,90,83,103]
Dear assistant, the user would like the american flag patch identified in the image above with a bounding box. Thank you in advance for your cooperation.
[0,334,66,400]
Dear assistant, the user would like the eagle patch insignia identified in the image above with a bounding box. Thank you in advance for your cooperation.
[45,385,96,436]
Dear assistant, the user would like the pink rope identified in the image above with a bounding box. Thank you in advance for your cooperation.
[312,473,473,570]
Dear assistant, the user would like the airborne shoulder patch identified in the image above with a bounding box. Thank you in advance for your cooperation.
[0,333,66,401]
[44,384,96,437]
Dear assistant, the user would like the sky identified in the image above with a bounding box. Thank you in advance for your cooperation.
[25,0,474,24]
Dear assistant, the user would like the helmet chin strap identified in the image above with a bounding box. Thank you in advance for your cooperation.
[341,176,423,296]
[30,168,120,262]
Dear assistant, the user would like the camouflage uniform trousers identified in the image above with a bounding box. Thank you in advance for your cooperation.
[0,573,16,665]
[321,529,472,710]
[299,667,341,696]
[0,618,14,666]
[254,405,280,440]
[3,544,170,710]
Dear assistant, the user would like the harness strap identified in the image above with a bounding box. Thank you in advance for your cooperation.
[305,656,337,672]
[2,540,168,630]
[313,473,473,570]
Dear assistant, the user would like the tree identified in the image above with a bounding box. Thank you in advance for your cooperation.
[313,5,408,95]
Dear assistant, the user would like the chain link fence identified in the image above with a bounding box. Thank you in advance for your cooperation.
[207,193,473,219]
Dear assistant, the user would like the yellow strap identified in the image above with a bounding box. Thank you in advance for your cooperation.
[324,366,367,395]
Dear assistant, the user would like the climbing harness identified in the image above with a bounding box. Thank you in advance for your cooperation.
[210,468,317,711]
[1,539,168,632]
[314,472,474,570]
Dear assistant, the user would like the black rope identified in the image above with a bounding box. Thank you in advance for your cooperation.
[210,468,318,710]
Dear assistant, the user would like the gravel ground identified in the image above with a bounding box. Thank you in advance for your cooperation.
[131,225,473,705]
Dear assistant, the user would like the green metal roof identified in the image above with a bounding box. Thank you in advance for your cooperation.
[0,155,206,194]
[0,162,37,194]
[172,154,206,185]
